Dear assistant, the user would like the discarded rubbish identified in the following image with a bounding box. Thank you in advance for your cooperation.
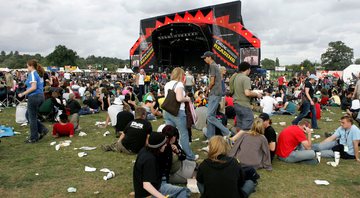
[187,178,200,193]
[67,187,77,193]
[192,138,200,142]
[326,161,337,167]
[103,171,115,181]
[79,146,97,151]
[78,131,87,136]
[314,180,330,185]
[85,166,97,172]
[279,122,286,126]
[100,168,111,173]
[35,173,39,176]
[50,141,57,146]
[55,144,61,151]
[14,131,21,135]
[78,152,87,158]
[94,191,100,194]
[20,123,28,126]
[103,131,110,136]
[313,135,321,139]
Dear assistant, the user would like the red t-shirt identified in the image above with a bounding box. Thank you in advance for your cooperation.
[278,76,284,86]
[225,96,234,107]
[320,96,329,105]
[53,123,74,137]
[276,125,307,158]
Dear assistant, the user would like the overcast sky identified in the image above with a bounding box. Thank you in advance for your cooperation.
[0,0,359,65]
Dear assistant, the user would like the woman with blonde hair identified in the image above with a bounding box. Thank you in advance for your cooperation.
[197,136,256,198]
[229,118,272,170]
[18,59,48,143]
[163,67,198,161]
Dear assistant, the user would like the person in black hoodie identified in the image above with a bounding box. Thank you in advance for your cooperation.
[197,136,256,198]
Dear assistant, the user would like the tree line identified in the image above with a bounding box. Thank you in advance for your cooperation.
[0,45,129,71]
[261,41,360,72]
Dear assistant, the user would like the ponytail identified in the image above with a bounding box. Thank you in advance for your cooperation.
[27,59,45,77]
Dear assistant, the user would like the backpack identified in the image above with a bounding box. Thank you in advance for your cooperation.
[229,73,239,96]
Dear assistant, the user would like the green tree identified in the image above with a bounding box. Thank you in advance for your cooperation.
[300,59,315,72]
[261,58,275,70]
[46,45,78,66]
[355,58,360,65]
[321,41,353,70]
[275,57,280,67]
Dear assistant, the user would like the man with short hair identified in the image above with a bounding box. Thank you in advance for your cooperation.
[101,107,152,154]
[202,51,231,139]
[292,74,319,129]
[232,62,262,132]
[184,71,195,94]
[313,116,360,162]
[276,119,317,164]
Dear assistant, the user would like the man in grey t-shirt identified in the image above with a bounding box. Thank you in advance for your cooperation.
[201,51,231,139]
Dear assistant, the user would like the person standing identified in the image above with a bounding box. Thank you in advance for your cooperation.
[184,71,195,94]
[201,51,231,139]
[136,69,146,101]
[163,67,198,161]
[292,74,319,129]
[18,59,48,143]
[232,62,262,133]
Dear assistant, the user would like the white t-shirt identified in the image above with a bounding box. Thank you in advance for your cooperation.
[64,72,71,80]
[138,74,145,85]
[164,80,185,110]
[108,105,123,126]
[78,87,86,97]
[260,96,277,115]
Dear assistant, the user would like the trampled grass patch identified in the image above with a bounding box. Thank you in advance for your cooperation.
[0,106,359,197]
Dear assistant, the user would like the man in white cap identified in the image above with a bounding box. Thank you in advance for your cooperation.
[292,74,319,129]
[103,96,124,129]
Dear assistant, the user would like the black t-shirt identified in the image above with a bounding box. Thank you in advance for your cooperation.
[67,99,81,114]
[264,126,276,161]
[133,147,161,198]
[305,81,314,99]
[115,111,134,132]
[83,98,99,109]
[122,119,152,153]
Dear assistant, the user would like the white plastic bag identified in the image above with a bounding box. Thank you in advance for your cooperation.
[15,102,27,124]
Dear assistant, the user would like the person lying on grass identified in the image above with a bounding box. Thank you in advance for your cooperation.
[52,113,74,138]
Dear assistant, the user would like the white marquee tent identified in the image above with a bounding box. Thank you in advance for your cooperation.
[342,64,360,83]
[116,66,133,73]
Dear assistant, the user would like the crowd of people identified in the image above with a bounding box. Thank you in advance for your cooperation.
[1,52,360,197]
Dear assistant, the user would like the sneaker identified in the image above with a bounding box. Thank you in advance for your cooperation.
[224,136,234,146]
[201,146,209,152]
[24,139,38,143]
[194,154,199,161]
[39,128,49,140]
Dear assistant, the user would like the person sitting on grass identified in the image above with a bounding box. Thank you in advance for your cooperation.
[259,113,277,162]
[114,102,134,138]
[66,93,81,131]
[52,114,74,138]
[159,125,196,184]
[197,136,256,198]
[142,95,162,120]
[229,118,272,170]
[276,119,318,164]
[313,115,360,162]
[329,90,341,107]
[101,107,152,154]
[133,132,190,198]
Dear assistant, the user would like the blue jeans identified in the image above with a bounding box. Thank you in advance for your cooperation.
[206,95,230,139]
[26,94,46,141]
[278,144,316,163]
[159,180,191,198]
[292,100,318,128]
[312,141,338,158]
[234,103,254,131]
[164,110,195,160]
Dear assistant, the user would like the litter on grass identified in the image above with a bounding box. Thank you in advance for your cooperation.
[79,146,97,151]
[314,180,330,185]
[187,179,200,193]
[50,141,56,146]
[103,171,115,181]
[103,131,110,136]
[85,166,97,172]
[100,168,111,173]
[78,152,87,157]
[67,187,77,193]
[78,131,87,136]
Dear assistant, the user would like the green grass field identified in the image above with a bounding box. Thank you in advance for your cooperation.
[0,106,359,198]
